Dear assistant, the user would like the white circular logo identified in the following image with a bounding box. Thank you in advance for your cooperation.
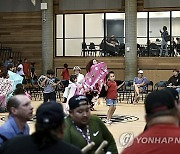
[119,132,134,148]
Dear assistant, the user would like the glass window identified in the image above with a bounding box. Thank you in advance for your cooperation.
[56,15,63,38]
[65,39,82,56]
[65,14,83,38]
[85,14,104,38]
[172,11,180,38]
[56,39,63,56]
[149,12,170,43]
[137,12,147,45]
[106,13,125,44]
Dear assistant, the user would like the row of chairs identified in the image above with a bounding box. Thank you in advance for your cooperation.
[81,42,104,57]
[117,80,168,104]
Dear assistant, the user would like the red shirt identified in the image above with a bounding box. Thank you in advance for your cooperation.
[106,80,117,99]
[23,62,30,76]
[61,68,69,80]
[122,124,180,154]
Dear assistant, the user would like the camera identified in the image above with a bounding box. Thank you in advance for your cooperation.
[42,18,46,22]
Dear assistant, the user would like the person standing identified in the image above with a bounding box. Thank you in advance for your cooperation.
[160,26,169,56]
[104,71,124,124]
[22,58,30,79]
[73,66,84,85]
[16,60,25,77]
[0,95,33,145]
[65,74,80,112]
[61,63,70,88]
[40,70,61,103]
[63,66,84,103]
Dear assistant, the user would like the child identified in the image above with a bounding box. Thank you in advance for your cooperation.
[61,63,69,88]
[65,74,80,112]
[41,70,61,103]
[104,71,124,124]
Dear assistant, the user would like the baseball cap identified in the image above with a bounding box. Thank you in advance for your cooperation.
[145,89,175,119]
[69,95,89,110]
[36,102,65,125]
[138,70,143,74]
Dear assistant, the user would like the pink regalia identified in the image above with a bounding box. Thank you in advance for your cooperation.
[81,62,108,94]
[0,78,13,108]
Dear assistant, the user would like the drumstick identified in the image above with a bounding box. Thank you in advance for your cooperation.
[81,142,95,154]
[95,140,108,154]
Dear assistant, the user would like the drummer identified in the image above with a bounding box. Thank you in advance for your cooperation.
[167,69,180,94]
[63,95,118,154]
[40,70,61,103]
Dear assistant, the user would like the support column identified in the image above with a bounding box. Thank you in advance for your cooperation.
[42,0,53,74]
[125,0,137,81]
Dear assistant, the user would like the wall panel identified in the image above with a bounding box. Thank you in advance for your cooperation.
[0,12,42,75]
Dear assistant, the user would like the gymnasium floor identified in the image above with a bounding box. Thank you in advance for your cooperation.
[0,100,146,153]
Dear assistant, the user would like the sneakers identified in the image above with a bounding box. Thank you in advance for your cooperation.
[104,119,112,125]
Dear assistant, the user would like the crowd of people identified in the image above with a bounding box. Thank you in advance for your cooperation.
[0,56,180,153]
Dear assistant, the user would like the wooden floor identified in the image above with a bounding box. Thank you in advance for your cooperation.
[0,100,146,153]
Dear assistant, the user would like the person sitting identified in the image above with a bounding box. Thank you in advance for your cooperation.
[0,102,82,154]
[0,95,33,145]
[13,83,31,99]
[3,57,14,69]
[122,89,180,154]
[63,95,118,154]
[133,70,148,104]
[167,69,180,94]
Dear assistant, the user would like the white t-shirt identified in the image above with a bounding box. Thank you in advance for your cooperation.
[16,64,24,76]
[77,73,84,84]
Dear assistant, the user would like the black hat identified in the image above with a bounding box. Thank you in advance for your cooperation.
[36,102,65,125]
[145,90,175,118]
[69,95,89,110]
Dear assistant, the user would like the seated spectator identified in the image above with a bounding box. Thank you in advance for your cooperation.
[0,95,33,145]
[0,102,82,154]
[13,83,31,100]
[63,95,118,154]
[133,70,148,104]
[3,57,14,69]
[167,69,180,93]
[122,89,180,154]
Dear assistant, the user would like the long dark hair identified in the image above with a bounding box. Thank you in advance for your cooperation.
[32,122,63,150]
[86,59,98,73]
[13,84,25,95]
